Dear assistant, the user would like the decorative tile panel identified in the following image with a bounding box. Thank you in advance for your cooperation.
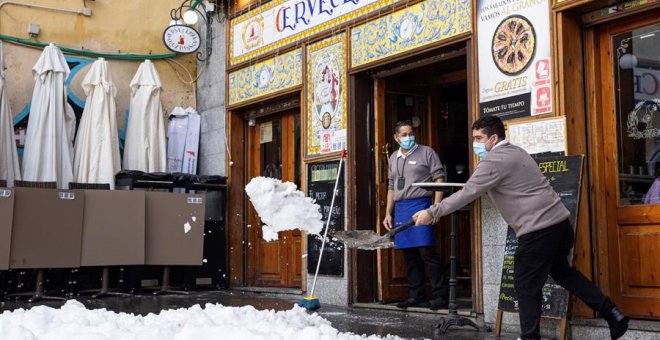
[228,49,303,106]
[351,0,471,68]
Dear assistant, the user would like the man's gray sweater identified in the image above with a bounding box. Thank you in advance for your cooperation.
[427,142,570,237]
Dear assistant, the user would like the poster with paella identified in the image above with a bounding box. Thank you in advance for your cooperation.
[477,0,553,120]
[306,35,347,157]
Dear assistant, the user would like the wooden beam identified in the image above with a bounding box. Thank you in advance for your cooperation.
[372,48,467,79]
[557,10,596,319]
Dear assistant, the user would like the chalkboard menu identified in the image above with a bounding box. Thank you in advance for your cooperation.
[497,155,584,317]
[307,160,345,276]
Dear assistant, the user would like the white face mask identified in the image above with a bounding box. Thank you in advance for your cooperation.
[473,142,488,158]
[473,136,495,159]
[398,135,416,150]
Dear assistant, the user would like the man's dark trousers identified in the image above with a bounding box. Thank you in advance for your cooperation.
[403,246,448,300]
[514,219,607,339]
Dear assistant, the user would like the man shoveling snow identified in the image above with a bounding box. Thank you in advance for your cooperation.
[245,177,323,241]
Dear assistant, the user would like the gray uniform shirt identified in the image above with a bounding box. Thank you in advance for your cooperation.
[426,142,570,237]
[388,144,445,202]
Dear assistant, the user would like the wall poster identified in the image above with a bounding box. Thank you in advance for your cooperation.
[477,0,553,120]
[306,34,347,157]
[507,116,566,156]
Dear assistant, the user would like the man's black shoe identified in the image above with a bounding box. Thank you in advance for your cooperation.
[396,297,430,309]
[600,299,629,340]
[603,306,629,340]
[429,297,449,310]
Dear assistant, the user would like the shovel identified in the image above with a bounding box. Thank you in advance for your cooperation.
[332,219,415,250]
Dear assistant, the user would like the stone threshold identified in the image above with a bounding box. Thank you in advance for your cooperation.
[231,286,304,297]
[571,317,660,333]
[350,302,476,318]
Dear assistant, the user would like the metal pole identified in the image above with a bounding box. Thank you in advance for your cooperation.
[448,212,458,315]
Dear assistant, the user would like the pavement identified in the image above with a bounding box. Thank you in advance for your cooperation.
[0,290,519,339]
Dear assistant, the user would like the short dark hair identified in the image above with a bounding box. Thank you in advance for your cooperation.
[472,116,505,139]
[394,120,413,135]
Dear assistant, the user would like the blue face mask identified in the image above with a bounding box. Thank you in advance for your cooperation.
[473,142,488,159]
[399,136,416,150]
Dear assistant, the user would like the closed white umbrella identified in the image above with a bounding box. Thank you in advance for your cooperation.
[123,59,166,172]
[22,43,76,189]
[0,41,21,186]
[73,58,120,189]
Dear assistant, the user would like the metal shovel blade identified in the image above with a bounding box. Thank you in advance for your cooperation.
[333,230,394,250]
[332,220,415,250]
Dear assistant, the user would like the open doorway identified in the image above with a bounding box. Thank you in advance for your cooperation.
[357,44,473,311]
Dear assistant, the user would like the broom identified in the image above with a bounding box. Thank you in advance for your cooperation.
[297,149,345,310]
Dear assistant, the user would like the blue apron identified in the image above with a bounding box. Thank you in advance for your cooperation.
[394,197,435,249]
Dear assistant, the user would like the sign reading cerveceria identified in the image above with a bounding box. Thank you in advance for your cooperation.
[477,0,553,120]
[163,25,201,54]
[230,0,398,65]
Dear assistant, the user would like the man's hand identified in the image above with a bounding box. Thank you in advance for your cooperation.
[413,210,434,226]
[383,214,393,231]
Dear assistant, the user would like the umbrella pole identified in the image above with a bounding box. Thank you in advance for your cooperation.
[28,269,66,303]
[77,266,131,299]
[153,266,189,296]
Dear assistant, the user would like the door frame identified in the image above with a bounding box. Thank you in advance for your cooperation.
[584,10,660,318]
[226,95,306,290]
[246,112,302,288]
[352,38,483,311]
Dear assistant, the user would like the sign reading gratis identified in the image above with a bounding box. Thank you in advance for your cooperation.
[477,0,553,120]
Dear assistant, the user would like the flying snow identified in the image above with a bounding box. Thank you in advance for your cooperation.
[245,177,323,241]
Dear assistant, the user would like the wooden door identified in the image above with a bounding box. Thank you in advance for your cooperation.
[247,111,303,288]
[597,13,660,318]
[374,79,408,301]
[374,79,439,302]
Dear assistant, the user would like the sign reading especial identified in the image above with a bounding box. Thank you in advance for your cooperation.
[477,0,553,120]
[230,0,398,65]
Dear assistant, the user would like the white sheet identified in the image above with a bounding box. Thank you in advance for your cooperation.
[167,106,200,174]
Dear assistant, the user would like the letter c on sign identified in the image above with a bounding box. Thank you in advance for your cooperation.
[276,7,286,32]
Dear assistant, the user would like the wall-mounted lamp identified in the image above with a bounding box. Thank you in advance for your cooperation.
[168,0,217,61]
[619,53,638,70]
[170,0,213,26]
[247,111,256,126]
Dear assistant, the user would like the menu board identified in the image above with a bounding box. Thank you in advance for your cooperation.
[307,160,345,276]
[497,155,583,317]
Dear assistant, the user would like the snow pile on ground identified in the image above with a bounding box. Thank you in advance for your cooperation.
[0,301,401,340]
[245,176,323,241]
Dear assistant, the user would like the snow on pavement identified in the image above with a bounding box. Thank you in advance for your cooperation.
[245,177,323,241]
[0,300,401,340]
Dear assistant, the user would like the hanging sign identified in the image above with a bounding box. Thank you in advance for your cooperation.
[163,25,201,54]
[477,0,553,120]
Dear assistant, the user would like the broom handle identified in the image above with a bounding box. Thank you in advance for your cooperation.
[310,150,345,297]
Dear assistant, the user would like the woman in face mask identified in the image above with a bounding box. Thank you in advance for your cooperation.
[383,120,449,310]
